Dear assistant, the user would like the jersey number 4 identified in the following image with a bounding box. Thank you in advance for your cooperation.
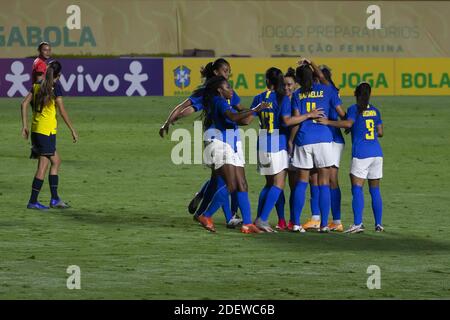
[365,119,375,140]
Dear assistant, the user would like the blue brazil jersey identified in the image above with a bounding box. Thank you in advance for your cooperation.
[190,90,241,112]
[347,104,383,159]
[292,83,341,146]
[205,96,238,151]
[251,90,291,153]
[327,86,345,144]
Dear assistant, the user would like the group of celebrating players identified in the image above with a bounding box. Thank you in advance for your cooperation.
[19,42,384,235]
[160,57,384,234]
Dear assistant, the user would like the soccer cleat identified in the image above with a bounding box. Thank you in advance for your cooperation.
[188,192,203,214]
[319,226,330,233]
[302,218,321,230]
[287,220,295,231]
[197,215,216,232]
[375,224,385,232]
[50,198,70,209]
[254,218,276,233]
[241,224,263,234]
[27,202,49,210]
[291,224,306,233]
[226,214,243,229]
[275,218,287,231]
[344,224,365,234]
[328,222,344,232]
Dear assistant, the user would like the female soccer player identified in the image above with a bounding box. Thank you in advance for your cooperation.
[32,42,52,84]
[317,82,384,233]
[194,76,267,233]
[320,65,345,232]
[290,60,343,233]
[159,58,244,227]
[277,67,297,230]
[254,67,324,232]
[21,60,78,210]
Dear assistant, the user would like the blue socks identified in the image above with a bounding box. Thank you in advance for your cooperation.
[196,177,216,215]
[369,186,383,226]
[257,186,270,218]
[29,177,44,204]
[310,185,320,216]
[330,187,341,221]
[198,180,210,198]
[237,191,252,225]
[275,190,285,221]
[48,174,59,200]
[293,181,308,225]
[318,185,331,227]
[203,176,229,218]
[260,186,283,222]
[351,185,364,225]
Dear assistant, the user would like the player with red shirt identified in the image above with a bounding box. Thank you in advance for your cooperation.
[32,42,52,83]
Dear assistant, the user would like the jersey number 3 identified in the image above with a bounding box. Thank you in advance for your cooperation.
[261,112,274,133]
[365,119,375,140]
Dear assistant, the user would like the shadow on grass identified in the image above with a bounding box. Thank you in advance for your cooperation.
[56,208,450,254]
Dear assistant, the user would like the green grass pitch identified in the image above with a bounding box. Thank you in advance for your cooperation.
[0,95,449,299]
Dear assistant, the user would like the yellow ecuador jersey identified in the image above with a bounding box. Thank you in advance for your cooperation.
[31,81,62,136]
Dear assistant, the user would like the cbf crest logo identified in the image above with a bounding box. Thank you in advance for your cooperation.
[174,65,191,89]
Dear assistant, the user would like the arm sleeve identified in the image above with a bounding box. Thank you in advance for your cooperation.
[376,109,383,125]
[280,95,291,117]
[231,91,241,107]
[291,94,301,115]
[35,60,47,73]
[347,106,357,122]
[331,88,342,110]
[189,95,203,112]
[54,82,63,97]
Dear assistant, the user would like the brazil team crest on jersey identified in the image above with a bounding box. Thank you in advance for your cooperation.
[174,65,191,89]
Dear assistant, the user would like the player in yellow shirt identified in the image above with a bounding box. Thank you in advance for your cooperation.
[20,60,78,210]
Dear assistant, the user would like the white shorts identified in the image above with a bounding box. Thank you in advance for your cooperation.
[330,142,344,168]
[257,150,289,175]
[351,157,383,180]
[203,139,242,170]
[234,140,245,167]
[291,142,334,169]
[288,155,299,172]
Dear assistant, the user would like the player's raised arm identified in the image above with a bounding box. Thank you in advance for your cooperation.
[20,92,33,140]
[159,98,193,138]
[299,58,329,86]
[225,102,269,125]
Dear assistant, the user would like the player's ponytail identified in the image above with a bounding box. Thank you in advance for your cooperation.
[355,82,371,114]
[284,67,296,80]
[296,64,314,96]
[320,65,339,93]
[265,67,285,106]
[200,58,230,80]
[200,62,215,79]
[36,60,62,110]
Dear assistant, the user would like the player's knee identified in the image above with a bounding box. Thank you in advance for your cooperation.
[330,178,339,189]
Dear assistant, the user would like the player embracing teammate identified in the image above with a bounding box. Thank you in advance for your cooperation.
[159,57,384,234]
